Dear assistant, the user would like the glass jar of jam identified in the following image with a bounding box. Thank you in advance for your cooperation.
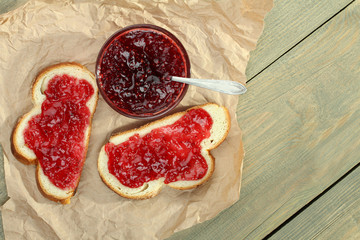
[96,24,191,119]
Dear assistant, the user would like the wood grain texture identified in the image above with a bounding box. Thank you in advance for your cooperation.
[269,166,360,240]
[169,1,359,239]
[0,146,6,240]
[1,0,359,240]
[314,206,360,240]
[0,146,8,209]
[0,0,28,15]
[245,0,354,79]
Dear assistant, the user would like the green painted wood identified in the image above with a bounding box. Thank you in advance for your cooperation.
[169,1,360,240]
[0,215,3,240]
[313,206,360,240]
[0,147,7,207]
[1,1,360,240]
[245,0,354,79]
[269,166,360,240]
[0,0,28,15]
[0,146,6,240]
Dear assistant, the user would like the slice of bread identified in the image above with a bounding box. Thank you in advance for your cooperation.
[11,62,98,204]
[98,103,230,199]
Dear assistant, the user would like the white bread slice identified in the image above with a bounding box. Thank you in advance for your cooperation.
[11,62,98,204]
[98,103,230,199]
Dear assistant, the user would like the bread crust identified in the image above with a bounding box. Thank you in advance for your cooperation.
[11,62,98,204]
[98,103,230,199]
[100,178,163,200]
[11,119,36,165]
[31,62,92,102]
[35,165,71,204]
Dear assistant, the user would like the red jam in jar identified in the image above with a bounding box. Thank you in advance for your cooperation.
[105,108,213,188]
[96,24,190,119]
[24,74,94,189]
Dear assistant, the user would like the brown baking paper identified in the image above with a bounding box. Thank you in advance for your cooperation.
[0,0,273,239]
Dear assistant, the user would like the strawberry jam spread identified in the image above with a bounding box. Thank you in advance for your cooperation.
[24,74,94,189]
[105,108,213,188]
[96,25,190,118]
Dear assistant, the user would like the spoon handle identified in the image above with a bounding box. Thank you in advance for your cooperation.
[171,76,247,95]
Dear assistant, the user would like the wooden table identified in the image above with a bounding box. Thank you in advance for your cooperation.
[1,0,359,239]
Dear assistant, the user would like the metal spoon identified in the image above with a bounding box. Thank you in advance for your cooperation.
[171,76,247,95]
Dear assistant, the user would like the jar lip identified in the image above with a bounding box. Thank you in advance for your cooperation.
[95,24,191,120]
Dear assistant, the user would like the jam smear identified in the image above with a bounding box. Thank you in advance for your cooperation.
[105,108,213,188]
[24,74,94,189]
[98,29,187,116]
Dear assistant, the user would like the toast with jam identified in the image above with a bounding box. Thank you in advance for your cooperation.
[11,62,98,204]
[98,103,230,199]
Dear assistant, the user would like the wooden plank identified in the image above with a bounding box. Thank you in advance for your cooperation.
[1,1,359,240]
[169,1,360,239]
[0,146,6,240]
[269,166,360,240]
[0,146,7,205]
[314,205,360,240]
[245,0,354,79]
[0,0,28,15]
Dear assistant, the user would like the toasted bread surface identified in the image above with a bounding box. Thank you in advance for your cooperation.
[98,103,230,199]
[11,62,98,204]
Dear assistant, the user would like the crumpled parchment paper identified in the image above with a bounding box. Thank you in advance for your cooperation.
[0,0,273,239]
